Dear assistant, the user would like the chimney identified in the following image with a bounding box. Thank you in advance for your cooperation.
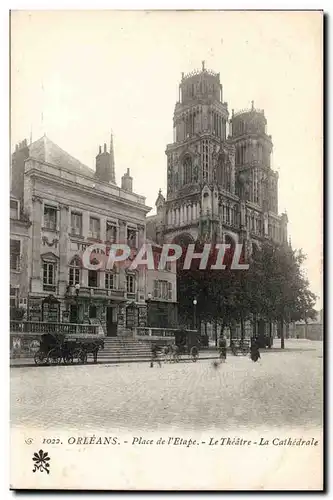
[121,168,133,192]
[95,138,116,184]
[11,138,30,203]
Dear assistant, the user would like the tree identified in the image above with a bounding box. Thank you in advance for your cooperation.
[247,242,317,348]
[177,241,250,339]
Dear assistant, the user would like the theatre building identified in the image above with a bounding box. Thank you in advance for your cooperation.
[10,135,171,336]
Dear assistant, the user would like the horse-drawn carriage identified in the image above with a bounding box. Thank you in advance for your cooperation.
[164,329,201,363]
[230,338,251,356]
[34,332,104,366]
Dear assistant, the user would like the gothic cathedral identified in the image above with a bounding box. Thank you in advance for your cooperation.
[147,62,288,254]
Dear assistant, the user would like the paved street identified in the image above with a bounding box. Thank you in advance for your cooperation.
[11,341,323,432]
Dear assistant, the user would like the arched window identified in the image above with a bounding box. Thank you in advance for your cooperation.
[88,258,100,288]
[182,156,192,185]
[69,256,81,286]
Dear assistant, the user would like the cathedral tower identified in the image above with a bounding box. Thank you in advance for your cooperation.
[146,63,287,255]
[163,62,236,244]
[230,102,278,214]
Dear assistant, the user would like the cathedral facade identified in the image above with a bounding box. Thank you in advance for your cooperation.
[147,62,288,255]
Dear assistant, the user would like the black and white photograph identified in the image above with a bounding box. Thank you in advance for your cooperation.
[9,9,323,490]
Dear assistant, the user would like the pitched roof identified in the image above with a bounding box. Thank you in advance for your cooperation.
[28,135,95,178]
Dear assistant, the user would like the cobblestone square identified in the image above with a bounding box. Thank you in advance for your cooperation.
[11,341,323,433]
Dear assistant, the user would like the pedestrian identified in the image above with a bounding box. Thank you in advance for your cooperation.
[150,342,161,368]
[218,334,227,363]
[250,337,261,362]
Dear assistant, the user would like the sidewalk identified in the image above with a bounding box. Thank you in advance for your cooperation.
[10,341,321,368]
[10,351,220,368]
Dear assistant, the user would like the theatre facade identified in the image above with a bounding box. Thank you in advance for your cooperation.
[10,136,177,335]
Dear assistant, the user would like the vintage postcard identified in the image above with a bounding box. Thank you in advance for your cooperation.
[9,10,323,490]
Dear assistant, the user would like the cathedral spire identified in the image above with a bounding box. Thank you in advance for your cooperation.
[110,132,116,183]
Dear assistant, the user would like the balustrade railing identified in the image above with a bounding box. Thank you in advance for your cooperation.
[10,321,98,335]
[134,327,197,338]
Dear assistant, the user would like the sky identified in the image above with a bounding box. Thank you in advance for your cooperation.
[10,10,323,308]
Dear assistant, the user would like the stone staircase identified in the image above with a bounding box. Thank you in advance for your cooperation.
[97,337,153,363]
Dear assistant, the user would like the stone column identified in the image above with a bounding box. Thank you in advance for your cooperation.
[118,220,127,291]
[180,205,184,225]
[100,215,106,243]
[137,224,146,302]
[138,224,145,248]
[240,202,246,229]
[183,204,187,224]
[58,203,69,296]
[30,196,43,293]
[82,212,89,239]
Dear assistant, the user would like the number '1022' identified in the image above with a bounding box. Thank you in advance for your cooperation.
[42,438,61,445]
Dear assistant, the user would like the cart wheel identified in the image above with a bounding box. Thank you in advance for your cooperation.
[63,354,74,365]
[76,349,87,364]
[190,346,199,362]
[34,351,47,365]
[48,349,61,365]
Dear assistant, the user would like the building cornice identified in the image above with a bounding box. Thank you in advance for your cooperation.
[26,164,152,215]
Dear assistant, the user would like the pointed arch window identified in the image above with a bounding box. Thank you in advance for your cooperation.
[182,156,192,185]
[217,153,231,191]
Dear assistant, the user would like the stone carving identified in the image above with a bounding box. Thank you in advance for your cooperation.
[42,236,59,248]
[174,172,179,190]
[32,196,43,204]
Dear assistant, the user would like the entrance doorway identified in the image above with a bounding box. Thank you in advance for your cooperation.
[70,304,78,323]
[106,306,117,336]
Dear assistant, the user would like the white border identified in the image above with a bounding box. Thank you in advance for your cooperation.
[3,3,329,499]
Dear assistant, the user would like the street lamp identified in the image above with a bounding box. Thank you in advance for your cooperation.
[146,292,152,327]
[75,284,80,323]
[193,298,197,330]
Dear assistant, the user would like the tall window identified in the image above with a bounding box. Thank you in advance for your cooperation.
[71,212,82,236]
[10,286,18,308]
[44,205,57,230]
[126,274,136,293]
[43,262,56,290]
[10,199,19,219]
[105,272,115,290]
[10,239,20,270]
[106,222,117,243]
[87,258,99,288]
[89,217,100,239]
[202,140,209,182]
[153,280,172,300]
[182,156,192,185]
[127,227,137,248]
[69,256,81,286]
